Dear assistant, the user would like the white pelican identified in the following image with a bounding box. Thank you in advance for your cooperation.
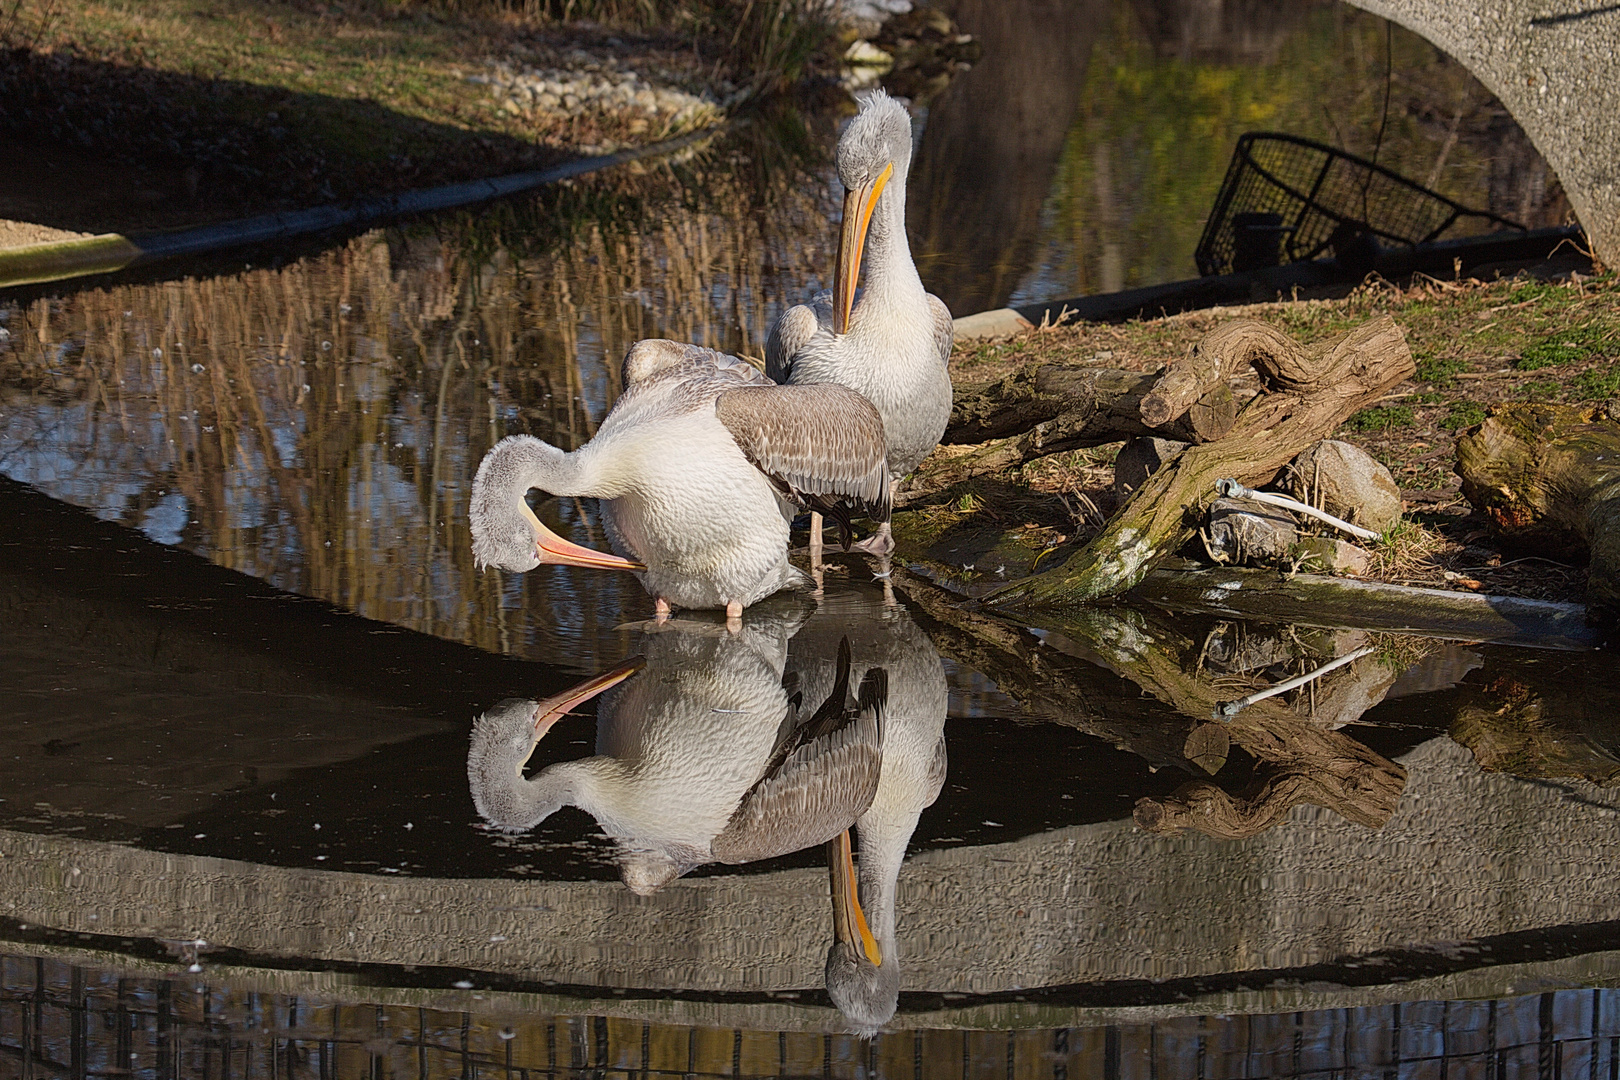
[796,584,949,1033]
[470,339,890,622]
[467,606,886,894]
[768,90,954,556]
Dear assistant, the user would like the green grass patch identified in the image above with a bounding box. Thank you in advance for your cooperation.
[1571,366,1620,401]
[1346,405,1416,432]
[1414,356,1466,387]
[1516,324,1612,370]
[1409,390,1444,405]
[1514,380,1561,401]
[1443,401,1487,429]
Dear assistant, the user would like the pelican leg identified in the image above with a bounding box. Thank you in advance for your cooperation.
[809,511,825,569]
[725,600,743,633]
[654,597,672,622]
[850,521,893,556]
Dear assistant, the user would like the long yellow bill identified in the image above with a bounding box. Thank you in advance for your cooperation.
[833,161,894,336]
[527,511,645,572]
[827,829,882,966]
[532,657,646,739]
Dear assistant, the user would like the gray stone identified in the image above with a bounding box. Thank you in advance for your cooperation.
[1286,439,1403,534]
[1343,0,1620,268]
[1114,436,1188,498]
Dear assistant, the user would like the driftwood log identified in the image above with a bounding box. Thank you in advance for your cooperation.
[915,337,1240,498]
[986,316,1414,608]
[1455,402,1620,614]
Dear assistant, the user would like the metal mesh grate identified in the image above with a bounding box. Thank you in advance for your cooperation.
[1195,132,1524,277]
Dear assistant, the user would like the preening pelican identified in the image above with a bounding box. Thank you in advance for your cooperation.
[467,606,886,895]
[795,584,949,1034]
[471,339,890,622]
[768,90,954,556]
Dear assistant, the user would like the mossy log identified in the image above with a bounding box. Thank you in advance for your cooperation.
[1455,402,1620,615]
[986,316,1414,609]
[1127,563,1597,649]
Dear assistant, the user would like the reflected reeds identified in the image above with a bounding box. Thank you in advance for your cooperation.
[0,136,838,666]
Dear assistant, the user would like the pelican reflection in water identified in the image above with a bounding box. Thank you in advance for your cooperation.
[467,602,886,894]
[471,340,890,625]
[466,582,947,1035]
[769,91,954,558]
[793,583,949,1033]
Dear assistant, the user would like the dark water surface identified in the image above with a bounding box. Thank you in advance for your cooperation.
[0,1,1611,1075]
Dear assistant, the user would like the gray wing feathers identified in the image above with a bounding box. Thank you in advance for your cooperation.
[715,384,892,518]
[927,293,954,367]
[765,304,820,383]
[711,709,882,863]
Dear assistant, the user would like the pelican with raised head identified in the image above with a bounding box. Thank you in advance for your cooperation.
[467,608,886,894]
[768,90,954,557]
[471,339,890,624]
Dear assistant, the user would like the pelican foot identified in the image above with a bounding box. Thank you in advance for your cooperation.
[725,600,743,634]
[654,597,672,623]
[849,522,893,556]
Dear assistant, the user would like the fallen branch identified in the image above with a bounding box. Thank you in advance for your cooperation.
[986,316,1414,608]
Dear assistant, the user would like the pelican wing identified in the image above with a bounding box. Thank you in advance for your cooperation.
[714,639,885,864]
[715,384,892,529]
[927,293,954,366]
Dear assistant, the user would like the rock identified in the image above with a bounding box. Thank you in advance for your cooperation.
[1202,497,1298,565]
[1114,436,1188,498]
[1295,536,1372,576]
[1285,439,1402,534]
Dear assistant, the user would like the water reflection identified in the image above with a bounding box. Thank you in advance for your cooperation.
[468,598,882,893]
[467,583,950,1033]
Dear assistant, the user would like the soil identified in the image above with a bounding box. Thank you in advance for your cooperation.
[903,258,1618,606]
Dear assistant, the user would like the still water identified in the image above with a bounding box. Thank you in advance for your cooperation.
[0,0,1609,1075]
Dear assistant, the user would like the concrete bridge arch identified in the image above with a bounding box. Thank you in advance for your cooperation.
[1339,0,1620,266]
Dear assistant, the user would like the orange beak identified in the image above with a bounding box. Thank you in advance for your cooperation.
[531,657,647,739]
[833,162,894,336]
[528,512,645,572]
[826,829,881,966]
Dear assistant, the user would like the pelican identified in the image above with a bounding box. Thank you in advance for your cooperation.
[795,583,948,1034]
[467,605,886,894]
[768,90,954,556]
[471,339,891,623]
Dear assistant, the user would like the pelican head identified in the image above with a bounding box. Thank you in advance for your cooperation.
[824,830,898,1035]
[470,434,645,574]
[467,659,646,830]
[833,90,914,335]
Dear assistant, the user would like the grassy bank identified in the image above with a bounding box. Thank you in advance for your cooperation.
[0,0,833,231]
[899,264,1618,603]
